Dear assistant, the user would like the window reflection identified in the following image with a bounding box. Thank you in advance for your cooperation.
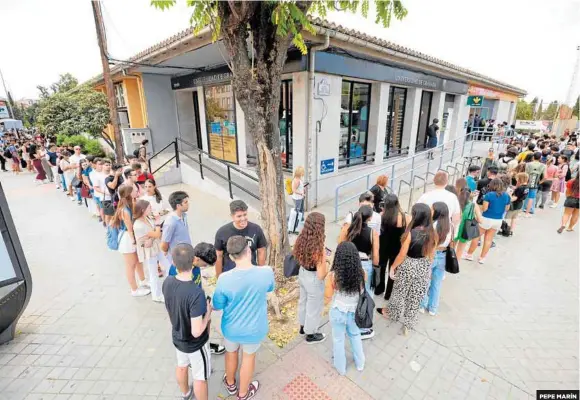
[339,81,371,168]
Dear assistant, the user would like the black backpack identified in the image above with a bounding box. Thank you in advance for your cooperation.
[355,278,375,329]
[3,149,12,158]
[565,166,572,182]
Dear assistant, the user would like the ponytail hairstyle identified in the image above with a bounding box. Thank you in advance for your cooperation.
[145,178,162,203]
[457,188,471,210]
[432,202,450,246]
[346,205,373,242]
[111,185,134,228]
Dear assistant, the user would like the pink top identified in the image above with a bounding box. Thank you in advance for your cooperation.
[556,164,568,180]
[545,165,558,180]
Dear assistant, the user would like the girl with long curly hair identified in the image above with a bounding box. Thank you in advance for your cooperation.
[324,241,366,375]
[377,203,437,335]
[293,212,327,344]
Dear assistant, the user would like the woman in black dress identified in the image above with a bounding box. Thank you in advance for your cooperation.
[375,194,409,298]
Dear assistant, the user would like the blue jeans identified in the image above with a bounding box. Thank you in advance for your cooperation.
[60,174,67,190]
[420,250,446,314]
[361,260,373,295]
[329,307,365,375]
[523,188,537,213]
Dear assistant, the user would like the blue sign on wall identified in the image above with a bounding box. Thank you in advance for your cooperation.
[320,158,335,175]
[211,122,222,134]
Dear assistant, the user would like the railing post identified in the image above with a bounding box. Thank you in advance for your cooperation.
[227,165,233,199]
[174,139,180,168]
[439,144,444,170]
[390,165,395,191]
[366,174,370,190]
[470,136,475,156]
[198,152,204,180]
[148,159,152,173]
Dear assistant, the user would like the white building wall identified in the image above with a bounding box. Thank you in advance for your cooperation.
[450,94,469,140]
[367,83,390,165]
[311,73,342,207]
[507,101,516,124]
[402,88,422,154]
[495,100,512,124]
[292,72,308,173]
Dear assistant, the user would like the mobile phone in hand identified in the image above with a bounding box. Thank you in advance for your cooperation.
[325,247,332,256]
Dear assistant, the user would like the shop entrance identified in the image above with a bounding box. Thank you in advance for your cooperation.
[415,90,433,151]
[384,86,407,159]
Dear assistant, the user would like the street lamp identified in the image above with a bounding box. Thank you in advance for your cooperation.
[0,183,33,344]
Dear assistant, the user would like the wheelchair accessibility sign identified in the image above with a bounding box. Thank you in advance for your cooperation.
[320,158,335,175]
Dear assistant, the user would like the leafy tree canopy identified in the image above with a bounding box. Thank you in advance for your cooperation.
[37,73,79,100]
[515,99,533,120]
[36,84,112,148]
[152,0,407,54]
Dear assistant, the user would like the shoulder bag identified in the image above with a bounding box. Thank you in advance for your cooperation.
[355,279,375,329]
[283,254,300,278]
[445,243,460,274]
[461,202,480,241]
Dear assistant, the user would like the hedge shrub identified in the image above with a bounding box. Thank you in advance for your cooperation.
[56,134,106,157]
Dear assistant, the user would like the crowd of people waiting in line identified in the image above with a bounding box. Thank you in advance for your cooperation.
[288,129,579,378]
[4,125,579,400]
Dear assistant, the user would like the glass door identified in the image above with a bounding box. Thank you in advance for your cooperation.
[279,80,293,170]
[384,86,407,159]
[415,90,433,151]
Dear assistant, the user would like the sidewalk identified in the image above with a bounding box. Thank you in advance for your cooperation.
[0,171,577,400]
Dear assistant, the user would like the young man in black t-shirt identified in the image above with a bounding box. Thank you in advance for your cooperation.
[476,166,499,205]
[214,200,268,278]
[163,243,212,400]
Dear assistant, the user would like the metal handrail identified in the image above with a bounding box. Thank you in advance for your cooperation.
[338,152,376,169]
[409,175,427,211]
[334,132,474,221]
[177,137,259,183]
[148,140,178,172]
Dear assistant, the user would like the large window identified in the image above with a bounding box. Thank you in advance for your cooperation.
[339,81,371,168]
[384,86,407,159]
[114,83,130,128]
[204,83,238,163]
[279,80,293,169]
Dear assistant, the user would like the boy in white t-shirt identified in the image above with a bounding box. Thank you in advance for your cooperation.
[89,158,106,225]
[344,191,382,235]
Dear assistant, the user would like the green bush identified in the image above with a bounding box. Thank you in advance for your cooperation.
[56,134,106,157]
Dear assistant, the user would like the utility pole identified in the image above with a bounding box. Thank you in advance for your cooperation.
[0,68,14,118]
[91,0,124,162]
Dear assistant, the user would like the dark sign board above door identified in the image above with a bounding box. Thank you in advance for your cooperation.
[314,52,469,94]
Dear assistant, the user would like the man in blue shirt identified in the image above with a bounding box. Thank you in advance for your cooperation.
[213,236,275,400]
[161,191,225,356]
[465,165,481,192]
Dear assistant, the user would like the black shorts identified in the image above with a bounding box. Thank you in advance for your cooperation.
[564,197,579,209]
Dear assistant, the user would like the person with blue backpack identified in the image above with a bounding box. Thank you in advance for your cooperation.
[109,185,150,297]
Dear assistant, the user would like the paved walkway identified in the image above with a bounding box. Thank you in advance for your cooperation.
[0,171,578,400]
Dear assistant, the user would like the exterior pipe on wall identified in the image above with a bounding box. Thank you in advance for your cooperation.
[306,31,330,211]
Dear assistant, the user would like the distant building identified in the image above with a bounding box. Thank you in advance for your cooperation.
[15,98,37,109]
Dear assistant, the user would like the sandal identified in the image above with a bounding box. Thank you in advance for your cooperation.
[376,308,388,318]
[557,226,565,234]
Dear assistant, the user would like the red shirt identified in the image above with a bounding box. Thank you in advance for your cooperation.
[136,172,154,185]
[566,179,579,199]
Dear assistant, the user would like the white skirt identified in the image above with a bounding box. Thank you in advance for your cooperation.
[118,231,136,254]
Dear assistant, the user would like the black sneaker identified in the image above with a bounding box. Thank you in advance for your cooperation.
[210,342,225,355]
[360,329,375,340]
[77,200,83,206]
[306,333,326,344]
[223,373,238,396]
[238,381,260,400]
[299,326,305,335]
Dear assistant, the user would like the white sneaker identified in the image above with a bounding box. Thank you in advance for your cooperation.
[419,308,426,314]
[70,196,76,201]
[131,287,151,297]
[428,311,436,316]
[549,204,558,208]
[139,280,150,288]
[152,295,165,303]
[462,253,474,261]
[478,258,486,264]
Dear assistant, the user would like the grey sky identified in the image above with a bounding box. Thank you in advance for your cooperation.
[1,0,578,104]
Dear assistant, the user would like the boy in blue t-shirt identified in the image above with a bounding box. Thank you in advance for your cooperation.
[465,165,481,192]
